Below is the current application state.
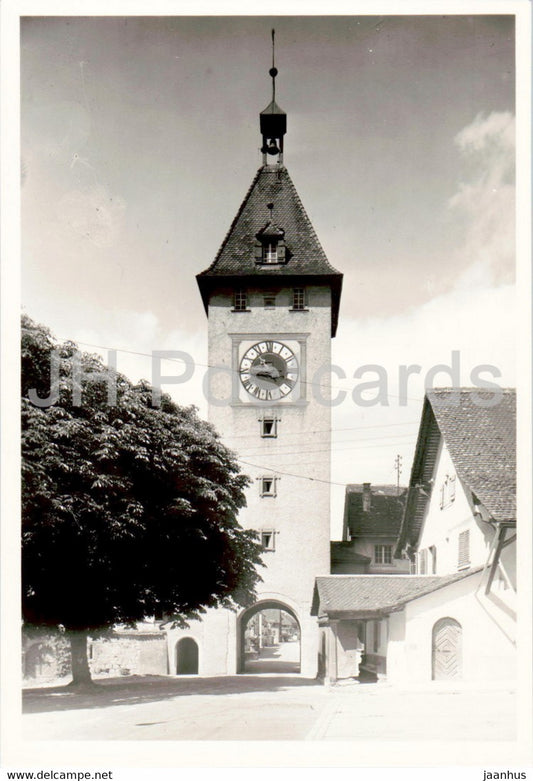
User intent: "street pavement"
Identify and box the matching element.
[22,674,517,742]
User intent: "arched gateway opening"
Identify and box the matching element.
[238,601,301,674]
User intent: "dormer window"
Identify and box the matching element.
[264,243,278,263]
[255,238,286,265]
[255,203,288,266]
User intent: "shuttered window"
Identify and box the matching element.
[458,530,470,569]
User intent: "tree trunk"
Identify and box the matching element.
[68,629,93,687]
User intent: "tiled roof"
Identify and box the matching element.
[427,388,516,522]
[311,569,482,617]
[396,388,516,554]
[196,164,343,335]
[199,165,340,278]
[344,484,407,538]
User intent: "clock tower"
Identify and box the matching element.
[168,45,342,678]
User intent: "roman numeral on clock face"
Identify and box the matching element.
[239,340,299,400]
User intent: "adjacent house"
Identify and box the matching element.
[313,388,516,685]
[331,483,410,575]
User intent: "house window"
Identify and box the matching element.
[259,476,277,497]
[373,621,381,653]
[292,288,306,310]
[440,474,456,509]
[429,545,437,574]
[418,548,428,574]
[260,418,277,438]
[263,243,278,263]
[233,289,248,311]
[458,529,470,569]
[261,530,276,551]
[263,293,276,308]
[374,545,392,565]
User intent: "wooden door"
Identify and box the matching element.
[432,618,462,680]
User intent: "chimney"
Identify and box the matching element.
[362,482,371,512]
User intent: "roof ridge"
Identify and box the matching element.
[427,387,516,394]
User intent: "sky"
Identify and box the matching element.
[20,14,517,537]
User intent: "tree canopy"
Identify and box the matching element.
[21,316,262,676]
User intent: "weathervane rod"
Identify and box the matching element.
[271,29,277,103]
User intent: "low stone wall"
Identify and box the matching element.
[90,633,168,677]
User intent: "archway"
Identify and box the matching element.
[238,601,301,674]
[432,617,462,680]
[176,637,199,675]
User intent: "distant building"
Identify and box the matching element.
[314,389,516,685]
[331,483,410,575]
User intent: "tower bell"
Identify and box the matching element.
[260,30,287,164]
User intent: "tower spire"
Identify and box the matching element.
[260,29,287,165]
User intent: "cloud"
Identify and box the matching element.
[449,111,515,286]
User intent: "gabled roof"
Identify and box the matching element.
[343,484,407,539]
[311,570,482,618]
[396,388,516,554]
[197,164,343,335]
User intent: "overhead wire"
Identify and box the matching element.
[32,332,425,404]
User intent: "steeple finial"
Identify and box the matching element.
[260,29,287,165]
[270,29,277,103]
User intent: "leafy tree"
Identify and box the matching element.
[21,316,262,686]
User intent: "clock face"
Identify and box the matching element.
[239,340,299,401]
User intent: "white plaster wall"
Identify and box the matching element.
[207,285,332,618]
[176,283,334,678]
[166,594,319,677]
[417,439,493,574]
[352,538,410,573]
[387,572,516,684]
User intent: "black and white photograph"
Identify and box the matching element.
[1,2,532,773]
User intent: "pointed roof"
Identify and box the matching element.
[396,388,516,555]
[343,484,407,539]
[261,99,286,116]
[197,164,343,335]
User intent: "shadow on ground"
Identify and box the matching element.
[23,675,319,714]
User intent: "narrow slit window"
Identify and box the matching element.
[263,293,276,308]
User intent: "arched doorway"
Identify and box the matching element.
[176,637,199,675]
[432,617,462,680]
[238,601,301,674]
